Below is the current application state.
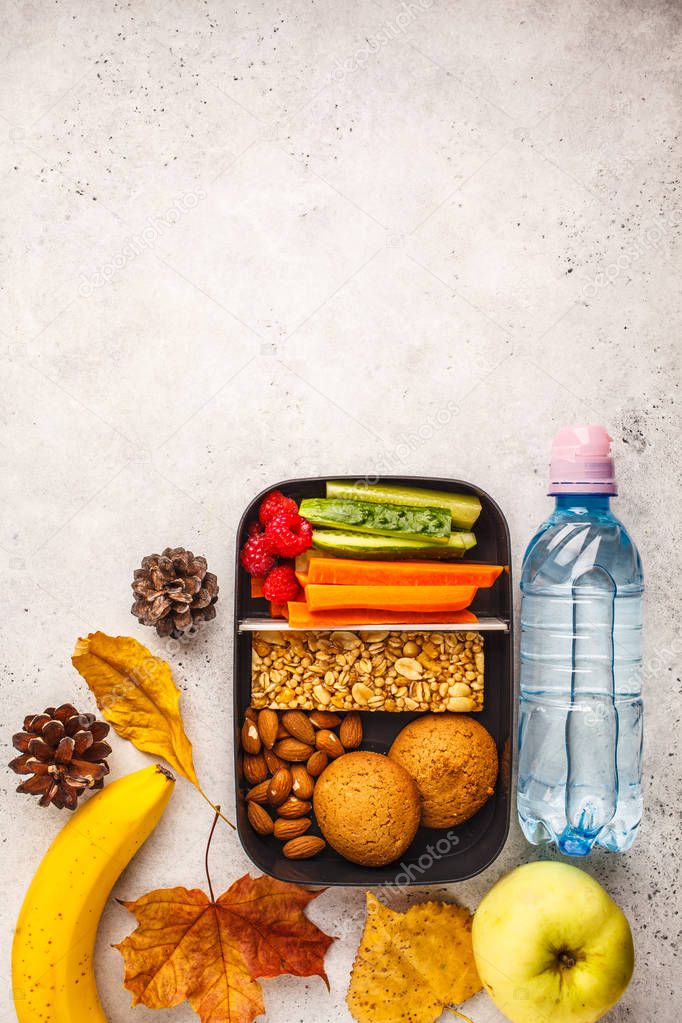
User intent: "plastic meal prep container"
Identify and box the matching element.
[233,476,514,886]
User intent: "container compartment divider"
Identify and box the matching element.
[239,617,509,633]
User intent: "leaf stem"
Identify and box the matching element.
[446,1008,475,1023]
[205,807,221,903]
[197,787,236,830]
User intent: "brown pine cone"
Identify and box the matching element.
[131,547,219,638]
[9,704,111,810]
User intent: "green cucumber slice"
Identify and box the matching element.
[311,529,477,559]
[326,481,482,530]
[300,497,451,543]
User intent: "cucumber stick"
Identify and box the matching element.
[311,529,477,559]
[300,497,451,543]
[326,480,482,530]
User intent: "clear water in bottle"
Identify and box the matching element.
[517,425,644,855]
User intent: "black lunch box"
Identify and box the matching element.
[233,476,513,886]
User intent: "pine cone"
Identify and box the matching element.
[131,547,219,638]
[9,704,111,810]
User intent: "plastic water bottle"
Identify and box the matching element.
[517,425,644,855]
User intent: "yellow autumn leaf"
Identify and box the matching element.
[347,893,481,1023]
[72,631,200,786]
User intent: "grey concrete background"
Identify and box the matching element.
[1,1,680,1021]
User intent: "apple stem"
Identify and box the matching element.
[446,1008,475,1023]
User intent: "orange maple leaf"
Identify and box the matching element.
[115,874,334,1023]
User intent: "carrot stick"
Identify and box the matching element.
[250,577,265,598]
[287,603,479,629]
[306,558,503,588]
[305,584,477,613]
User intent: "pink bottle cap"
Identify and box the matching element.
[549,424,618,495]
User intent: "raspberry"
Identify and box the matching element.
[247,521,263,539]
[240,533,277,577]
[264,511,313,557]
[262,564,301,603]
[258,490,298,526]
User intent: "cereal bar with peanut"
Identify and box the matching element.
[250,629,483,713]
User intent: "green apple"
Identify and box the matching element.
[471,862,634,1023]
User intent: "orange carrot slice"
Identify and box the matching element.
[304,584,477,613]
[269,601,288,619]
[250,577,265,598]
[286,603,478,629]
[306,558,503,588]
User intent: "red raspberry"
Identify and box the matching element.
[264,511,313,557]
[258,490,298,526]
[247,520,263,539]
[262,564,302,603]
[240,533,277,577]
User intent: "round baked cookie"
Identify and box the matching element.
[313,751,421,866]
[388,714,498,828]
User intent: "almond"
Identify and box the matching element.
[277,795,312,819]
[274,738,314,762]
[264,748,287,774]
[245,706,257,722]
[276,723,290,740]
[247,802,274,835]
[257,708,279,749]
[281,710,316,745]
[245,779,270,805]
[309,710,342,729]
[306,750,329,777]
[267,768,292,807]
[241,718,262,755]
[315,729,344,759]
[291,764,315,800]
[339,711,362,750]
[273,817,312,841]
[243,753,268,785]
[282,835,326,859]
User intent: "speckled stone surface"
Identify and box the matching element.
[1,2,681,1021]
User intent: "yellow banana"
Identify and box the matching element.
[12,763,174,1022]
